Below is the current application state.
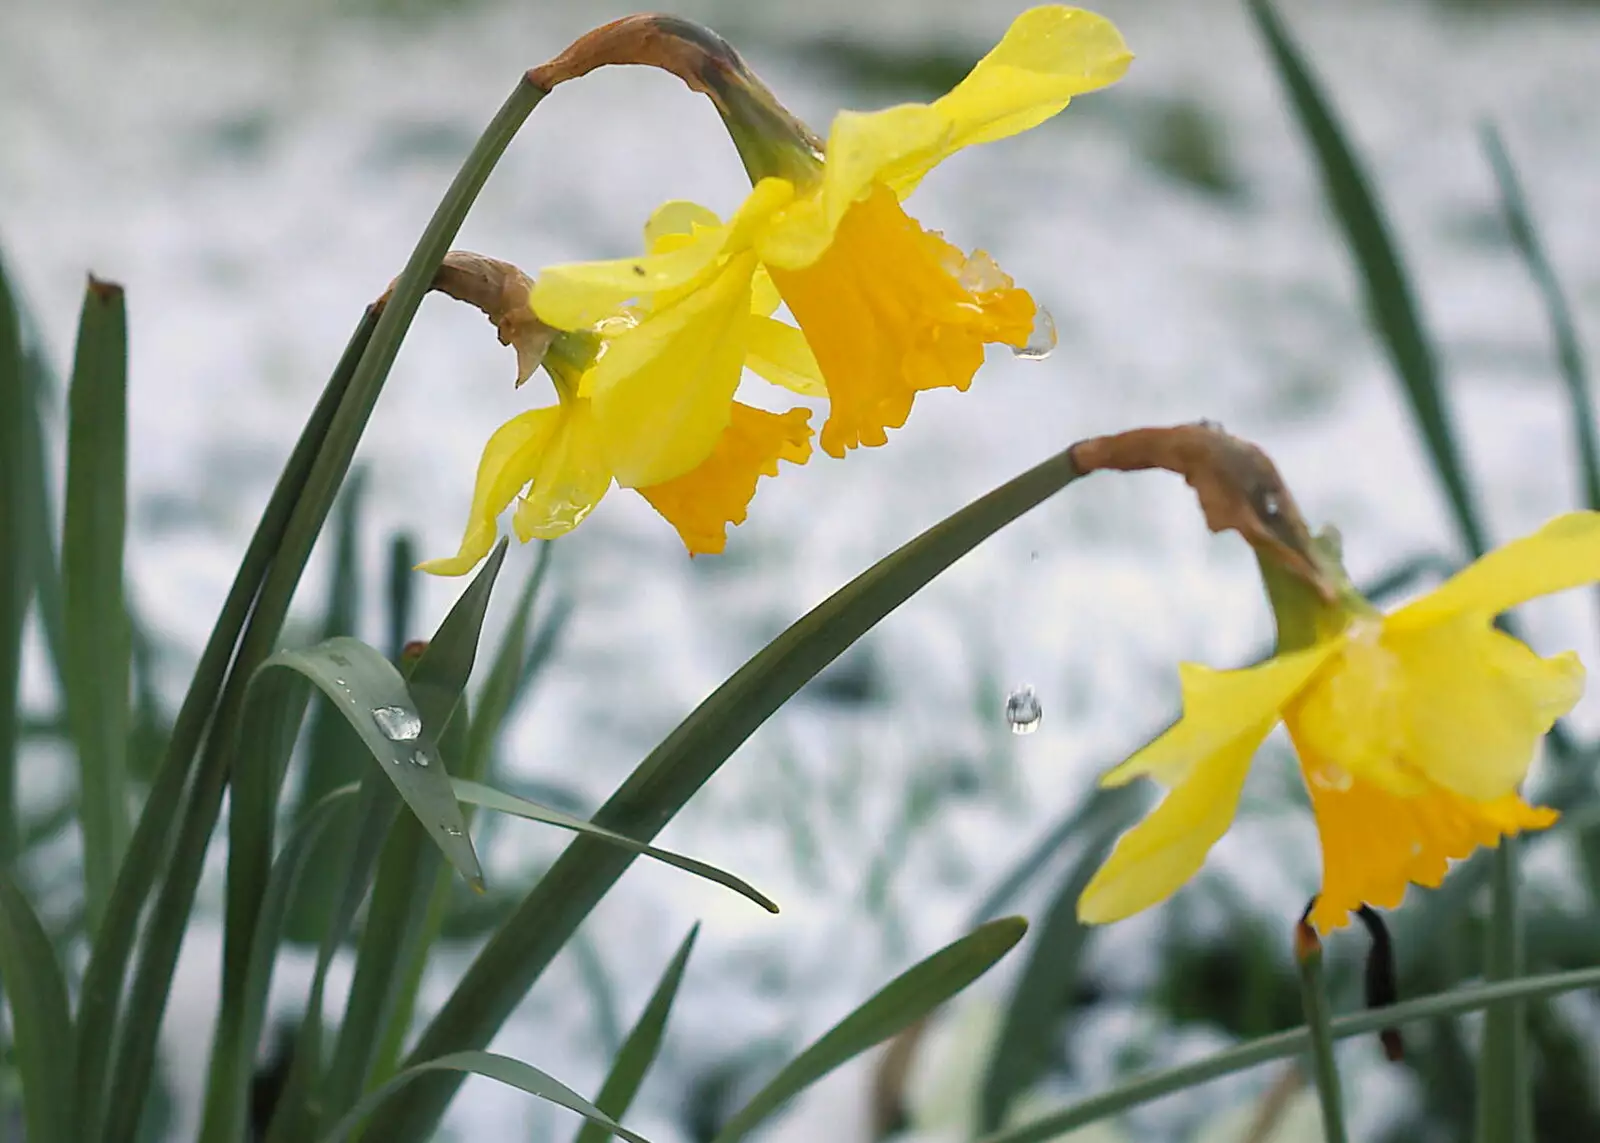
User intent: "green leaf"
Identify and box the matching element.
[711,917,1026,1143]
[979,787,1143,1130]
[1246,0,1487,558]
[323,535,509,1124]
[61,274,131,935]
[976,963,1600,1143]
[574,925,699,1143]
[82,308,375,1143]
[386,532,419,660]
[260,637,481,883]
[454,778,777,913]
[316,1050,654,1143]
[0,252,31,862]
[0,869,78,1143]
[364,442,1086,1143]
[198,785,359,1143]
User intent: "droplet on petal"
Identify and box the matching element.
[1012,306,1057,361]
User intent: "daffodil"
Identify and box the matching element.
[529,6,1131,462]
[419,303,814,575]
[1078,512,1600,933]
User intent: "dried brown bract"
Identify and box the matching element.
[1069,422,1336,602]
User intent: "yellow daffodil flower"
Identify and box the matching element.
[529,6,1131,462]
[1078,512,1600,933]
[420,303,814,575]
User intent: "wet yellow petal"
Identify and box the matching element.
[418,406,563,576]
[767,185,1035,456]
[1284,617,1583,801]
[750,265,782,317]
[1389,511,1600,629]
[1078,720,1269,925]
[588,251,759,488]
[1102,644,1336,788]
[511,399,613,541]
[637,404,813,555]
[745,315,827,398]
[1302,766,1558,933]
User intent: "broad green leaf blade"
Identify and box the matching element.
[976,963,1600,1143]
[406,538,508,735]
[1246,0,1487,557]
[284,473,370,945]
[711,917,1028,1143]
[316,1050,653,1143]
[574,925,699,1143]
[62,274,131,934]
[262,637,481,887]
[979,788,1143,1130]
[0,253,30,862]
[365,443,1085,1143]
[198,785,358,1143]
[79,308,376,1143]
[0,869,78,1143]
[454,778,777,913]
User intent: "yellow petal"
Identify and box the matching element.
[1102,643,1337,788]
[745,315,827,398]
[1389,511,1600,629]
[1386,619,1582,799]
[636,403,813,555]
[530,225,728,332]
[1302,766,1558,933]
[511,399,613,541]
[1077,718,1270,925]
[588,250,759,488]
[810,7,1130,242]
[750,265,782,318]
[768,185,1036,456]
[1283,616,1583,802]
[644,200,723,249]
[418,406,563,576]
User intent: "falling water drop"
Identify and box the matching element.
[1012,306,1057,361]
[1004,685,1043,735]
[372,705,422,742]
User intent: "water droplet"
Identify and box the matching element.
[410,749,430,768]
[1012,307,1057,361]
[1005,685,1042,735]
[1262,492,1281,518]
[332,677,346,687]
[1309,764,1352,792]
[372,705,422,742]
[444,825,464,837]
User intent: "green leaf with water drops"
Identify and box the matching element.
[710,917,1028,1143]
[315,1050,654,1143]
[363,442,1085,1143]
[453,779,777,912]
[258,636,481,888]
